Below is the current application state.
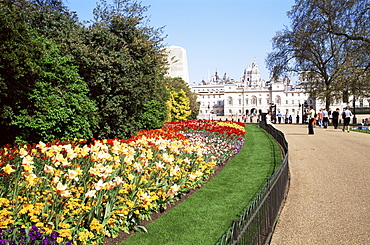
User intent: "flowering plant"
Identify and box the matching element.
[0,225,73,245]
[0,120,245,244]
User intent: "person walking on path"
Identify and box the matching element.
[277,112,282,124]
[317,109,323,127]
[308,106,315,134]
[332,108,340,129]
[342,106,352,132]
[322,108,329,128]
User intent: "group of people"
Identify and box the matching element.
[307,106,353,134]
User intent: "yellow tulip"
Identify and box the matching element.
[2,164,15,174]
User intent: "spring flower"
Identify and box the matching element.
[2,164,15,174]
[113,176,124,186]
[56,182,68,195]
[52,176,60,185]
[19,147,28,157]
[155,161,166,170]
[43,164,55,174]
[169,165,181,177]
[94,179,107,191]
[162,153,174,163]
[167,184,180,198]
[67,168,82,181]
[89,218,104,235]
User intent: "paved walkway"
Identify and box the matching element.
[269,124,370,245]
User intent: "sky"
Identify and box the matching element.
[66,0,296,84]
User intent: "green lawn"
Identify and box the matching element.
[120,124,282,245]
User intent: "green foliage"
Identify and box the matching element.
[11,38,98,142]
[266,0,369,108]
[76,2,168,139]
[164,77,199,119]
[136,95,168,130]
[0,0,171,145]
[166,89,191,122]
[0,2,44,144]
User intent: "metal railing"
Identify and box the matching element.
[216,122,289,245]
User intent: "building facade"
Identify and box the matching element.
[165,45,189,84]
[191,61,369,123]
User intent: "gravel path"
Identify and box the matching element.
[269,124,370,245]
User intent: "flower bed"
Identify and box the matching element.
[0,120,245,244]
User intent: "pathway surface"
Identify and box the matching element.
[269,124,370,245]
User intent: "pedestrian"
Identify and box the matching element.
[322,108,329,128]
[266,111,276,128]
[332,108,340,129]
[289,115,292,124]
[317,109,323,127]
[277,112,282,124]
[308,106,315,134]
[342,106,352,132]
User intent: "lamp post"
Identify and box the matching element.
[269,103,276,123]
[303,100,308,124]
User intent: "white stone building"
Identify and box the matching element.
[165,45,189,84]
[191,60,369,123]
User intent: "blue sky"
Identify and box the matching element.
[66,0,295,84]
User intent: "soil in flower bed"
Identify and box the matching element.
[103,161,229,245]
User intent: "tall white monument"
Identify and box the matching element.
[165,45,189,83]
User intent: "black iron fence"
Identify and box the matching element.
[216,122,289,245]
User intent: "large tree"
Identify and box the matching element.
[0,2,98,144]
[24,0,170,139]
[68,0,169,139]
[266,0,370,109]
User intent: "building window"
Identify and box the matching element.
[286,100,288,104]
[246,99,248,105]
[213,95,215,98]
[292,100,294,104]
[252,97,257,106]
[276,96,281,105]
[267,99,270,104]
[219,95,221,98]
[259,99,262,105]
[228,97,233,105]
[239,99,242,105]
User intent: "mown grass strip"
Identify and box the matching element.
[120,124,282,245]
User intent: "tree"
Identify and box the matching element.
[164,77,199,119]
[0,1,97,145]
[0,2,45,145]
[34,0,171,139]
[266,0,370,109]
[166,89,191,122]
[11,39,98,143]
